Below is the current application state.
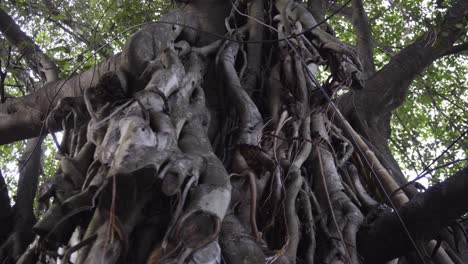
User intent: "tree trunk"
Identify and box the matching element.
[0,1,467,264]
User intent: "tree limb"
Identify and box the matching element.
[334,0,467,191]
[351,0,375,77]
[2,137,44,260]
[352,0,467,118]
[0,54,122,145]
[0,7,59,82]
[442,42,468,56]
[0,1,233,146]
[0,6,70,145]
[358,166,468,262]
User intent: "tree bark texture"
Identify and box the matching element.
[0,1,467,264]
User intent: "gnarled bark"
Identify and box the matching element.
[0,1,467,264]
[358,166,468,262]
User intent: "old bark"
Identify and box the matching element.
[359,166,468,262]
[0,0,467,264]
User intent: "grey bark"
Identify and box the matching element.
[358,166,468,263]
[0,1,467,263]
[0,0,232,145]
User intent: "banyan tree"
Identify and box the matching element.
[0,0,467,263]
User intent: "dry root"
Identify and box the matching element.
[8,1,465,264]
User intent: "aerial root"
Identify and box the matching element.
[284,167,303,263]
[299,181,317,264]
[16,2,467,264]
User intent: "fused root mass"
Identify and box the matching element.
[2,1,467,264]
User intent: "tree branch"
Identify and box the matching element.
[0,5,121,146]
[442,42,468,56]
[323,0,375,77]
[327,2,353,18]
[0,1,232,146]
[0,53,121,145]
[358,166,468,262]
[0,7,59,83]
[6,137,44,260]
[351,0,375,77]
[336,1,467,198]
[352,0,467,118]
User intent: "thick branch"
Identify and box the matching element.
[307,0,328,29]
[0,7,59,82]
[351,0,375,77]
[328,2,353,18]
[7,137,44,257]
[353,0,467,118]
[0,1,232,145]
[443,42,468,56]
[0,53,122,145]
[358,166,468,262]
[335,0,467,191]
[320,0,374,76]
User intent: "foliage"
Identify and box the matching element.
[0,140,25,197]
[328,0,467,185]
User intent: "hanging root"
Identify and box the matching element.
[17,1,467,264]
